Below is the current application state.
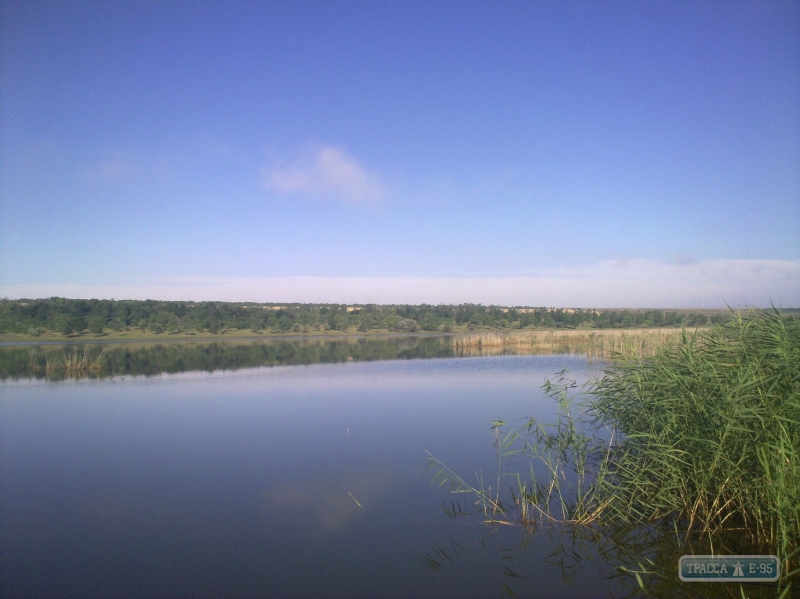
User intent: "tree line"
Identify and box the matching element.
[0,297,734,337]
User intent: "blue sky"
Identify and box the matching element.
[1,1,798,307]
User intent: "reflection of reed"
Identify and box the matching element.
[2,329,689,380]
[452,329,686,358]
[43,350,107,380]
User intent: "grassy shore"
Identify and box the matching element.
[452,327,687,358]
[0,324,690,347]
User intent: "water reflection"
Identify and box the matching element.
[423,521,635,598]
[602,524,795,599]
[263,468,394,533]
[423,368,798,598]
[426,462,796,598]
[0,335,552,381]
[424,513,796,598]
[4,355,605,598]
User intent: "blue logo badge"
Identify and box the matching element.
[679,555,780,582]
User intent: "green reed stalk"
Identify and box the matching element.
[592,310,799,544]
[428,308,799,594]
[590,308,799,593]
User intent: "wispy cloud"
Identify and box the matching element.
[4,260,797,308]
[84,155,137,182]
[263,145,387,205]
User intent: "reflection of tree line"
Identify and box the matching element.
[0,330,703,380]
[0,337,466,380]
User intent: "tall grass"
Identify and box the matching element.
[452,329,686,358]
[428,309,799,594]
[591,308,799,564]
[427,371,610,527]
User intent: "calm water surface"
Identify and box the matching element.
[2,353,634,598]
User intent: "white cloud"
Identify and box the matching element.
[263,145,386,204]
[84,155,137,182]
[3,259,798,308]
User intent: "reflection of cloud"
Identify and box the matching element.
[263,145,386,205]
[3,259,798,308]
[263,470,393,533]
[80,492,150,533]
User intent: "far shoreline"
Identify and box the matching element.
[0,326,692,347]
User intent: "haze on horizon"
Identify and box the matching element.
[1,1,798,308]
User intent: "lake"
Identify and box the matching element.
[1,340,636,598]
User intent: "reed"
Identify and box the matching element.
[592,308,799,560]
[427,371,608,527]
[452,328,686,358]
[429,309,799,594]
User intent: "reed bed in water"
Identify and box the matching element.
[592,310,800,556]
[430,310,800,594]
[452,328,686,358]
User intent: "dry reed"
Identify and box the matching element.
[452,328,687,358]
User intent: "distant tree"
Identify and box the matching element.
[60,314,86,336]
[0,299,721,341]
[169,317,183,334]
[396,318,418,333]
[686,312,708,327]
[326,313,348,331]
[61,319,75,336]
[88,317,104,335]
[420,314,438,331]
